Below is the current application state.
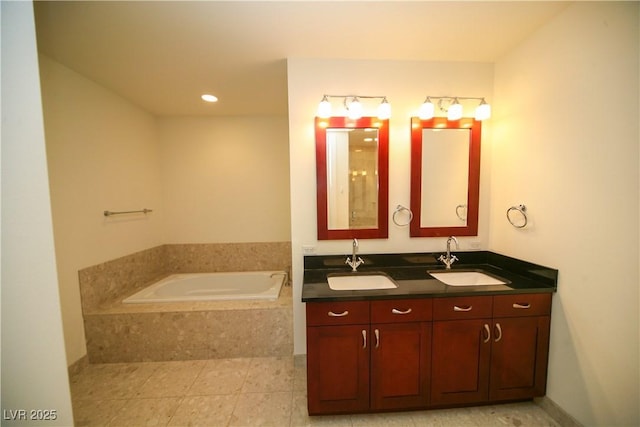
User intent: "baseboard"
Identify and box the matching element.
[535,396,583,427]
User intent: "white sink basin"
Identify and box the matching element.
[327,273,398,291]
[429,270,509,287]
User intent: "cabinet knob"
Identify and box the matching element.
[391,308,412,315]
[454,305,472,312]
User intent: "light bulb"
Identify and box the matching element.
[377,98,391,119]
[418,98,435,120]
[317,96,332,118]
[347,97,363,119]
[447,99,463,120]
[475,100,491,120]
[201,94,218,103]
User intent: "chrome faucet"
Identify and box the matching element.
[438,236,459,269]
[345,238,364,272]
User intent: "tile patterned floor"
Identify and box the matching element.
[70,356,562,426]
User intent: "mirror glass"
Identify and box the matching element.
[326,128,379,230]
[410,117,481,237]
[316,117,389,240]
[420,128,469,227]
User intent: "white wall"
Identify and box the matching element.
[40,59,292,365]
[287,58,495,354]
[157,116,291,243]
[491,3,639,425]
[39,56,164,364]
[31,3,638,424]
[0,2,74,425]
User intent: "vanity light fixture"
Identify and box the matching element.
[475,98,491,121]
[447,98,463,121]
[418,97,435,120]
[377,97,391,120]
[347,97,363,120]
[317,94,392,120]
[317,95,332,118]
[418,96,491,121]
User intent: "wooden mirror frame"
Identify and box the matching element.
[315,116,389,240]
[409,117,481,237]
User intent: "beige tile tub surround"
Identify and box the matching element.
[84,287,293,363]
[79,245,167,313]
[164,242,292,274]
[79,242,292,363]
[79,242,292,313]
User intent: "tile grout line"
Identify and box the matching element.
[165,360,209,426]
[107,361,166,426]
[70,357,564,426]
[226,357,256,427]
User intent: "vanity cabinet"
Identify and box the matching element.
[306,293,551,414]
[306,299,432,415]
[370,299,432,411]
[431,296,493,406]
[489,294,551,401]
[431,294,552,406]
[306,301,370,414]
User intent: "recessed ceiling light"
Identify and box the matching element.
[201,94,218,103]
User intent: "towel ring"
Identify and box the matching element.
[393,205,413,227]
[506,205,528,228]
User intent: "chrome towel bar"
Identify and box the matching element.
[103,208,153,217]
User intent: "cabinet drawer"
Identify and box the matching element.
[306,301,370,326]
[433,296,492,320]
[493,293,551,318]
[371,299,432,323]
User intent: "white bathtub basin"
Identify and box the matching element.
[123,271,285,303]
[327,273,398,291]
[429,270,509,287]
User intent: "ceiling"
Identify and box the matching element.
[33,1,570,117]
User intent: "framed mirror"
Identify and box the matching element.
[409,117,481,237]
[315,116,389,240]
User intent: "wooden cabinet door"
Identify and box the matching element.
[430,319,491,406]
[489,316,551,401]
[370,322,431,411]
[306,325,370,415]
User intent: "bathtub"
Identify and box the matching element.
[123,271,286,303]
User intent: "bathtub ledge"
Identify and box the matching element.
[86,284,292,315]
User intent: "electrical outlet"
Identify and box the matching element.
[302,245,316,255]
[469,241,481,249]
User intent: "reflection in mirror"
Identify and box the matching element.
[420,128,469,227]
[410,117,481,237]
[316,117,389,240]
[326,128,379,230]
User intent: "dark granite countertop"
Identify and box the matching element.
[302,251,557,302]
